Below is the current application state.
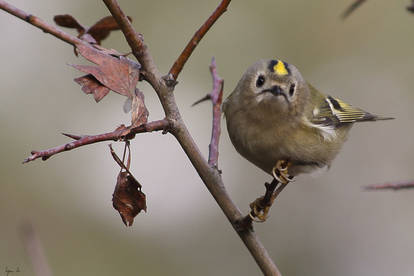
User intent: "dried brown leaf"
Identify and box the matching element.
[113,171,146,226]
[72,44,140,101]
[131,89,149,127]
[88,16,132,44]
[54,14,132,45]
[54,14,85,33]
[74,74,110,102]
[110,144,146,227]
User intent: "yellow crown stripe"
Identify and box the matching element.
[273,60,289,76]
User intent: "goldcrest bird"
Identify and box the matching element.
[223,59,392,182]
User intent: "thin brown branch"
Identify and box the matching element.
[193,57,223,167]
[364,181,414,191]
[168,0,231,81]
[208,57,223,167]
[0,0,82,46]
[341,0,367,19]
[23,119,169,163]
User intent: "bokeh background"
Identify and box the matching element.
[1,0,414,275]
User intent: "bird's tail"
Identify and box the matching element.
[361,113,395,122]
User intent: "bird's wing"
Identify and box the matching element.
[311,95,389,126]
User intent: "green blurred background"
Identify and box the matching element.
[1,0,414,275]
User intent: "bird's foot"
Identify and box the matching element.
[272,160,293,184]
[247,160,293,223]
[249,198,271,222]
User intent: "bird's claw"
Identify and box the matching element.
[249,198,270,222]
[272,160,292,184]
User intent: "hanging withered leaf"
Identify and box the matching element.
[71,43,141,102]
[54,15,132,45]
[113,171,147,226]
[110,144,146,227]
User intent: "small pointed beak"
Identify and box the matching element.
[261,85,288,102]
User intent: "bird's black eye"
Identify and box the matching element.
[289,83,296,97]
[256,75,265,88]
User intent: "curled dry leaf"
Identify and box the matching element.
[131,89,149,127]
[74,74,110,102]
[113,171,147,227]
[54,15,132,45]
[71,43,140,102]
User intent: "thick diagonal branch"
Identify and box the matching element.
[23,120,169,163]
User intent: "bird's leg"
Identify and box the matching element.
[249,160,293,222]
[249,180,278,222]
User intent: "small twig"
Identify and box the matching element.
[364,181,414,191]
[23,119,169,163]
[168,0,231,80]
[0,0,82,46]
[61,133,83,140]
[193,57,224,167]
[191,94,211,107]
[341,0,367,19]
[19,222,53,276]
[208,57,224,167]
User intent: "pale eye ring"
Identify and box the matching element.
[256,75,265,88]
